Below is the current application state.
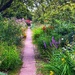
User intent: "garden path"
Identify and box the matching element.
[19,27,36,75]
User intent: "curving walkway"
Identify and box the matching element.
[19,28,36,75]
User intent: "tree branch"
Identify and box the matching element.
[0,0,13,12]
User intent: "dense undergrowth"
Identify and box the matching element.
[33,23,75,75]
[32,2,75,75]
[0,14,26,74]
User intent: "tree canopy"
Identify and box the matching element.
[0,0,75,20]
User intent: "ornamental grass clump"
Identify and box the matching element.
[0,14,22,72]
[41,48,75,75]
[0,18,22,46]
[33,28,43,40]
[0,42,22,71]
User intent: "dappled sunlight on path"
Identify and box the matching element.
[19,28,36,75]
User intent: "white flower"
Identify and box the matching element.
[61,38,64,40]
[62,47,66,51]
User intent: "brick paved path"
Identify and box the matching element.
[19,28,36,75]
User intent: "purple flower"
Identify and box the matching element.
[43,41,46,49]
[50,36,60,48]
[50,42,52,47]
[52,36,56,45]
[55,41,59,45]
[22,18,24,21]
[55,44,58,48]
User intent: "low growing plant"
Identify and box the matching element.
[0,42,22,71]
[40,48,75,75]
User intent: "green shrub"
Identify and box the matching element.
[33,27,43,40]
[39,48,75,75]
[0,42,22,71]
[0,15,22,46]
[0,14,22,72]
[33,27,60,59]
[4,20,22,45]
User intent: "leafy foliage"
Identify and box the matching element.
[0,42,22,71]
[2,1,31,18]
[0,14,22,71]
[39,47,75,75]
[32,2,75,73]
[0,15,22,46]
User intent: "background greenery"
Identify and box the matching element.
[0,14,23,74]
[0,0,75,75]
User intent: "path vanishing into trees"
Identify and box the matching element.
[19,27,36,75]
